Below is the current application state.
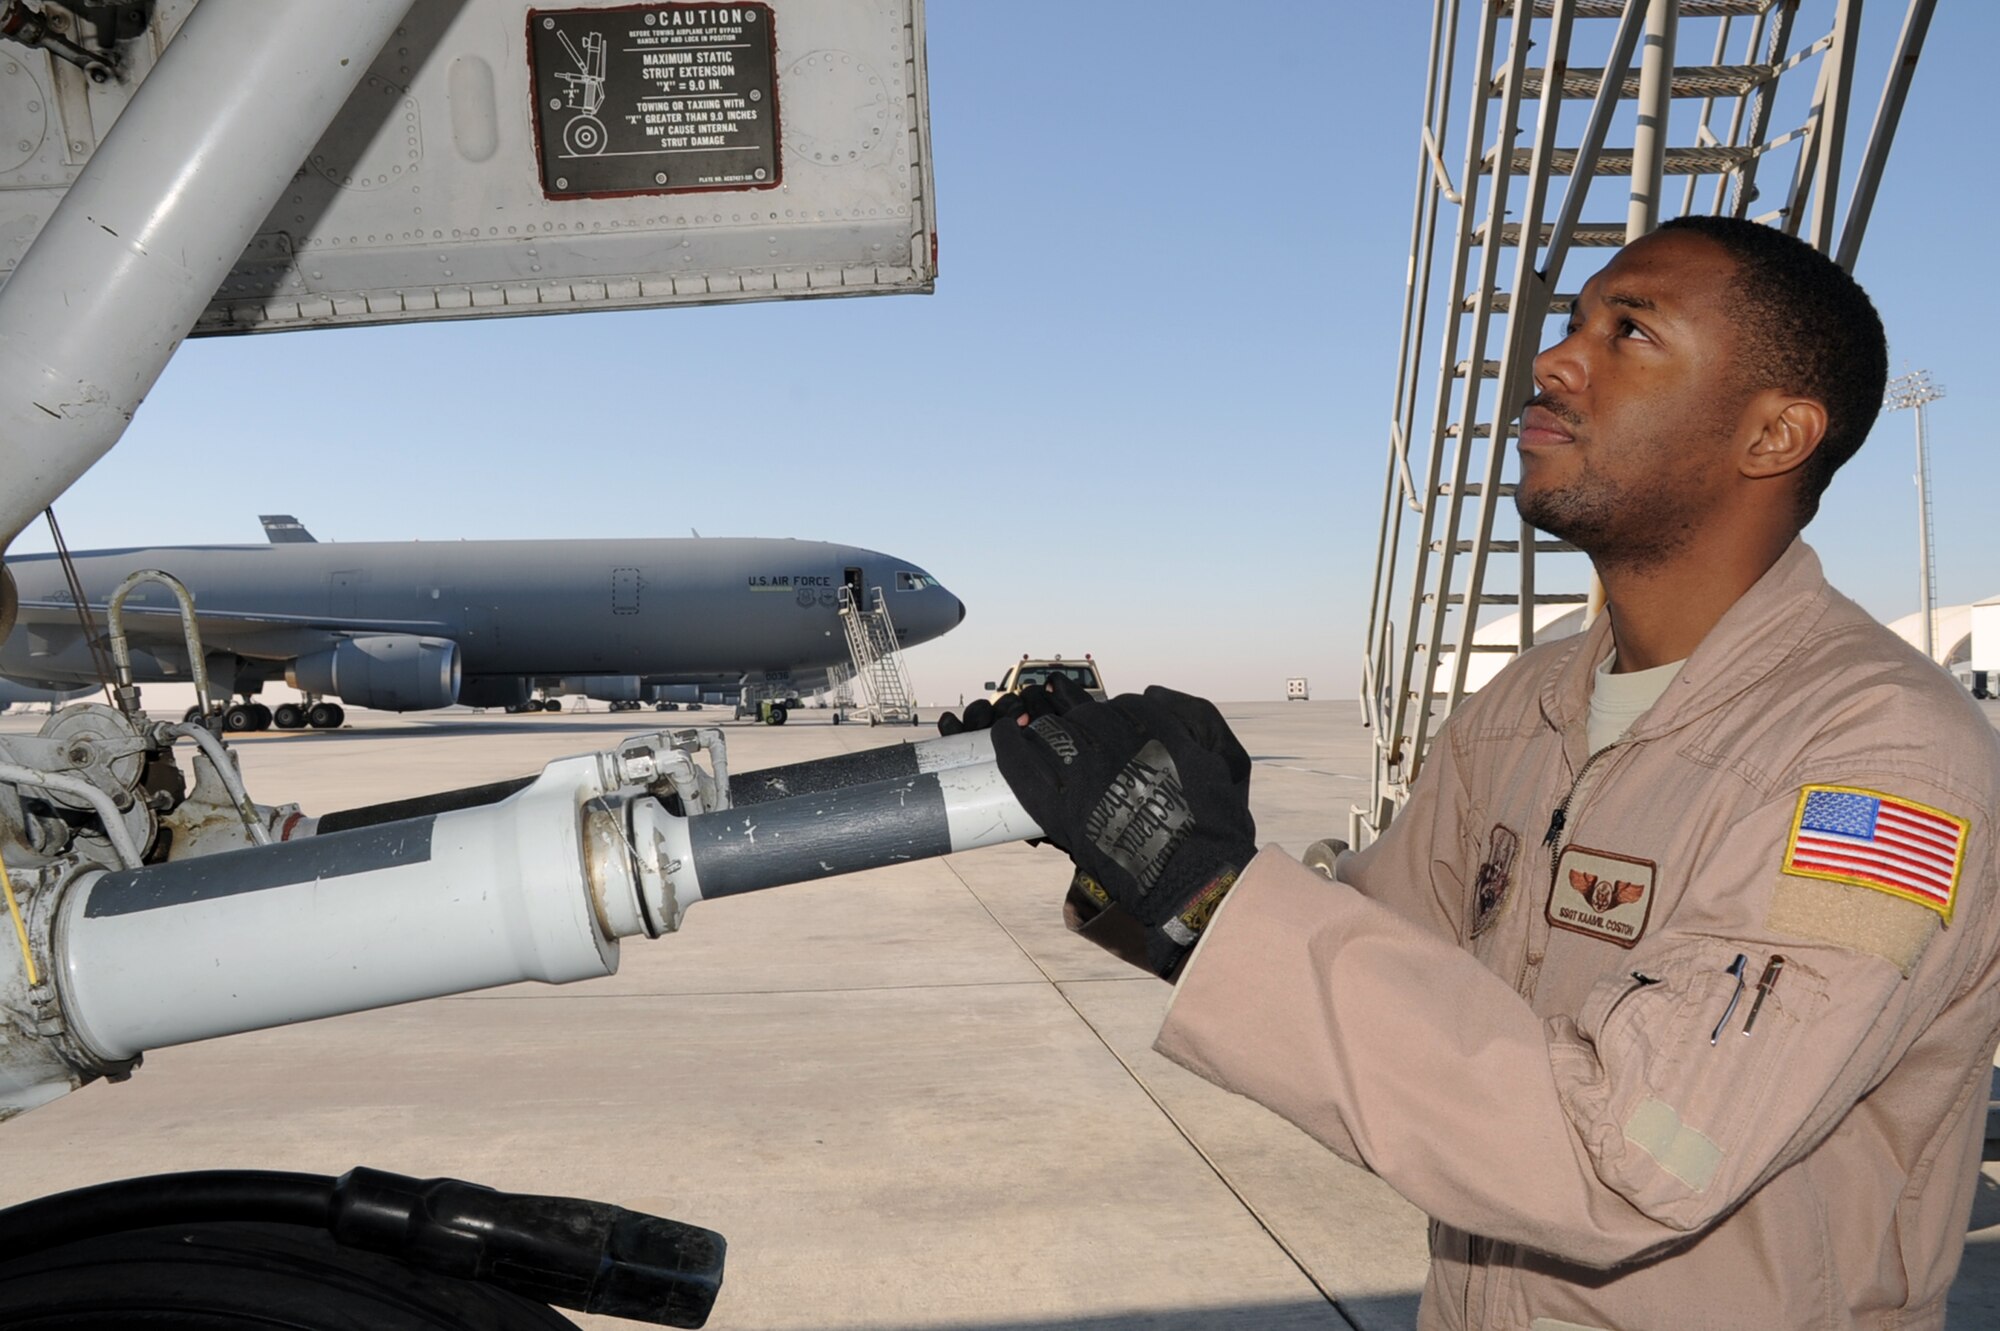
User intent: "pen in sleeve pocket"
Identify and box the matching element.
[1742,954,1786,1036]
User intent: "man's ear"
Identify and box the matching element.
[1740,393,1828,481]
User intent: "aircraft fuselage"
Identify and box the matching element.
[1,537,963,698]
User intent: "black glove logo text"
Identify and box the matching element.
[1084,740,1193,897]
[1030,715,1080,766]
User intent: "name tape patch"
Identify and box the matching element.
[1783,784,1970,923]
[1547,844,1657,948]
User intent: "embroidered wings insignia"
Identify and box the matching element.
[1570,869,1644,915]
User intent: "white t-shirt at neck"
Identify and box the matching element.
[1587,653,1685,754]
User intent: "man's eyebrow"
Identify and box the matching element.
[1601,290,1659,313]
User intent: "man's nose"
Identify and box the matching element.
[1532,332,1584,397]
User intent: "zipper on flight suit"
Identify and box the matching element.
[1542,743,1623,889]
[1511,742,1626,1010]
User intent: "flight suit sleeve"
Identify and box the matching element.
[1333,717,1472,944]
[1156,775,1995,1269]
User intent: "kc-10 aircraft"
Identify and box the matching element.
[2,520,964,728]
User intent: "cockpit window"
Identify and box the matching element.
[896,571,939,591]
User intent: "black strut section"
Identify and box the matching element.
[85,818,436,917]
[315,777,535,835]
[689,773,953,898]
[728,744,924,807]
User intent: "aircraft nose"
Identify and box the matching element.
[955,597,966,626]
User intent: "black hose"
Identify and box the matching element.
[0,1167,725,1328]
[0,1169,333,1254]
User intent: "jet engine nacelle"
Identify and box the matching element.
[290,636,461,712]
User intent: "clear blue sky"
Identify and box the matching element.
[16,2,1994,704]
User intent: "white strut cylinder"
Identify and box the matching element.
[57,755,621,1061]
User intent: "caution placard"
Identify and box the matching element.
[528,4,781,198]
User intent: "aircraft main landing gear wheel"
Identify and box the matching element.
[0,1220,582,1330]
[248,703,273,731]
[273,704,305,730]
[544,699,563,713]
[306,702,344,730]
[223,703,255,733]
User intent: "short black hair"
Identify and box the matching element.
[1657,215,1888,525]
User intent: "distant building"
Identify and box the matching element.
[1883,603,1986,669]
[1457,595,1998,697]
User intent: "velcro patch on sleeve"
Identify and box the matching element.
[1767,877,1939,976]
[1623,1096,1723,1193]
[1782,785,1969,924]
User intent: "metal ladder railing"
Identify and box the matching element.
[824,663,857,715]
[837,585,916,724]
[1357,0,1936,846]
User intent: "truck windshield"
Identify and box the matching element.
[1016,664,1099,690]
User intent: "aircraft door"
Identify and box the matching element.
[329,569,367,617]
[611,566,643,663]
[462,604,501,659]
[612,567,642,615]
[843,566,864,608]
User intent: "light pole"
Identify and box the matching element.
[1884,370,1945,661]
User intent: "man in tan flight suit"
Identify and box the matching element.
[979,217,2000,1330]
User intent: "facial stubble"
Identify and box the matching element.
[1514,404,1732,574]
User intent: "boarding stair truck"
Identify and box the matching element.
[837,583,920,725]
[0,2,1051,1326]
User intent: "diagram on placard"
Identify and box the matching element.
[555,29,609,156]
[528,4,781,197]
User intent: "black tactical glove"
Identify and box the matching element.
[988,686,1256,977]
[936,674,1086,736]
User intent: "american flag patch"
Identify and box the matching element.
[1783,785,1971,922]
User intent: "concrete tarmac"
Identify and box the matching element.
[0,699,1995,1329]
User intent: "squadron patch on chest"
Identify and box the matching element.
[1547,845,1657,948]
[1469,823,1521,938]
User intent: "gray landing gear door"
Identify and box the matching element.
[0,0,936,335]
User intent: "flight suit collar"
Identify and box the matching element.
[1537,539,1830,745]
